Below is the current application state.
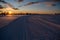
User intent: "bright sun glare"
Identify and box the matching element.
[8,11,12,15]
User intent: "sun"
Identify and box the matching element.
[8,11,12,15]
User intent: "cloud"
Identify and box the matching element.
[15,0,24,2]
[19,2,56,7]
[21,2,41,7]
[18,1,40,7]
[6,3,19,10]
[41,0,60,2]
[12,8,19,10]
[46,4,56,7]
[52,4,56,6]
[18,0,23,2]
[0,0,7,3]
[0,5,4,9]
[20,0,60,7]
[44,0,60,7]
[0,0,13,7]
[0,0,19,10]
[52,0,60,2]
[43,2,56,7]
[26,2,40,5]
[6,3,14,8]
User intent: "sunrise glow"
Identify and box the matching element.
[0,0,60,14]
[8,11,12,14]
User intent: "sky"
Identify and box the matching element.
[0,0,60,14]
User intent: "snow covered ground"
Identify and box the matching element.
[0,15,60,40]
[0,15,24,28]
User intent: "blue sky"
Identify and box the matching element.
[1,0,60,14]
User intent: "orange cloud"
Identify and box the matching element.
[43,2,56,7]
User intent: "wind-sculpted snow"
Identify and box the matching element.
[0,15,60,40]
